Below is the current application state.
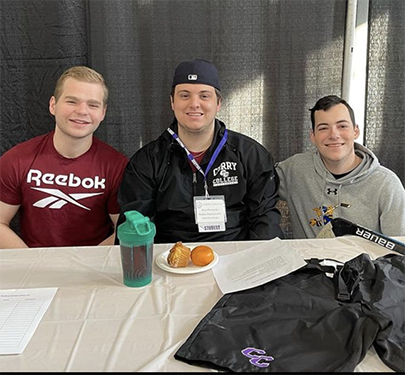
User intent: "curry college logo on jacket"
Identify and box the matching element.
[27,169,104,211]
[212,161,239,187]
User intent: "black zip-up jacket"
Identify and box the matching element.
[118,119,284,243]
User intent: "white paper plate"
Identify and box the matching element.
[155,250,219,274]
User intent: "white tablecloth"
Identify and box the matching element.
[0,236,403,372]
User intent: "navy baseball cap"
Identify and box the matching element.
[172,59,221,91]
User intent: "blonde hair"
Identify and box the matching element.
[53,66,108,105]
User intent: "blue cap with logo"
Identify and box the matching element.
[172,59,221,91]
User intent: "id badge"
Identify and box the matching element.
[194,195,227,232]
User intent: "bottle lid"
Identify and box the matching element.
[117,210,156,246]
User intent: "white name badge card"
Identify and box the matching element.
[194,196,227,232]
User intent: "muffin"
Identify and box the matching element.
[167,241,191,268]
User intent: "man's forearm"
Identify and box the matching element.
[0,224,28,249]
[98,232,115,246]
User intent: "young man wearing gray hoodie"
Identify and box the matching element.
[276,95,405,239]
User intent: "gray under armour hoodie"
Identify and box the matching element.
[276,143,405,238]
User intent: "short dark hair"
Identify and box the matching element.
[309,95,356,131]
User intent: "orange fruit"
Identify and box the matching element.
[191,245,215,266]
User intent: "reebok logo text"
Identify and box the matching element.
[27,169,105,189]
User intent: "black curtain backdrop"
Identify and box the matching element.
[366,0,405,183]
[1,0,88,151]
[1,0,345,158]
[0,0,404,184]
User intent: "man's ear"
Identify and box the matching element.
[101,104,107,121]
[170,95,174,111]
[49,96,56,115]
[216,99,222,112]
[309,129,316,145]
[354,124,360,139]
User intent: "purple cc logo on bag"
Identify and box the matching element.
[241,347,274,368]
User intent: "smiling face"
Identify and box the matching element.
[49,77,106,141]
[310,103,360,172]
[170,83,221,138]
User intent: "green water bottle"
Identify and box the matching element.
[117,210,156,287]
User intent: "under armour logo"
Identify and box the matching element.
[326,188,338,195]
[188,74,198,80]
[241,347,274,368]
[31,187,103,211]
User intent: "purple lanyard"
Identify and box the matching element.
[167,127,228,196]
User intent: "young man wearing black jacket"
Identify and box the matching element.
[118,59,283,243]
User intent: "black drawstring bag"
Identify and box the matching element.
[175,253,405,372]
